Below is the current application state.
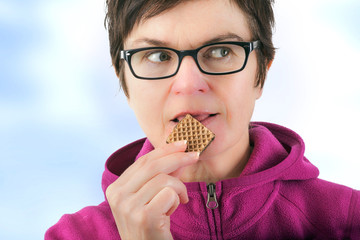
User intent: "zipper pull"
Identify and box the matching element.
[206,183,218,209]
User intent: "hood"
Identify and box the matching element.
[101,122,324,239]
[102,122,319,194]
[238,122,319,184]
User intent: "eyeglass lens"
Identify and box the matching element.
[130,43,247,79]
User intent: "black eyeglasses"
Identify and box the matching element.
[120,40,261,80]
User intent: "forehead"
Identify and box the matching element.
[125,0,251,49]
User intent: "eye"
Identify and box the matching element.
[146,51,171,62]
[208,47,230,58]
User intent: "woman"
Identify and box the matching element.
[46,0,360,239]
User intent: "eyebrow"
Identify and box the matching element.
[130,33,245,49]
[132,38,167,48]
[202,33,245,45]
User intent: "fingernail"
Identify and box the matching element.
[174,140,187,146]
[187,151,200,159]
[184,195,189,204]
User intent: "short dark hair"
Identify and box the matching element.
[105,0,275,97]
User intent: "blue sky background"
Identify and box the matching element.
[0,0,359,239]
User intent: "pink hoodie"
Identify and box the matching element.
[45,122,360,239]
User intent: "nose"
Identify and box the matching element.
[170,56,210,95]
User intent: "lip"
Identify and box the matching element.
[170,111,219,124]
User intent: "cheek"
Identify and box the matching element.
[227,90,255,123]
[126,67,150,110]
[220,74,258,122]
[126,72,170,143]
[126,71,152,124]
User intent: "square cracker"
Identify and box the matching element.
[166,114,215,154]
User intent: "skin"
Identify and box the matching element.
[106,0,264,239]
[126,0,262,182]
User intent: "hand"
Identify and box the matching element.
[106,141,199,240]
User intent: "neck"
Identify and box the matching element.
[180,135,252,183]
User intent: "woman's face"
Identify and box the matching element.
[124,0,262,160]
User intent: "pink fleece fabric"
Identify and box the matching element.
[45,122,360,239]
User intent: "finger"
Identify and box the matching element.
[170,166,186,178]
[108,141,188,196]
[119,141,188,182]
[146,187,180,217]
[127,151,199,193]
[134,173,188,206]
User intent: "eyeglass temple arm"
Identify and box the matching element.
[120,50,130,60]
[251,40,261,51]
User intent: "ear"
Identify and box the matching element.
[127,94,132,108]
[267,59,273,71]
[256,86,263,100]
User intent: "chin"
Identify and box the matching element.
[198,139,221,159]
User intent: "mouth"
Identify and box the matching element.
[171,112,218,123]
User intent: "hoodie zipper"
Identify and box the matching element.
[206,183,218,209]
[206,183,221,239]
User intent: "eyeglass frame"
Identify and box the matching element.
[119,40,261,80]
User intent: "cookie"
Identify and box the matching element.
[166,114,215,154]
